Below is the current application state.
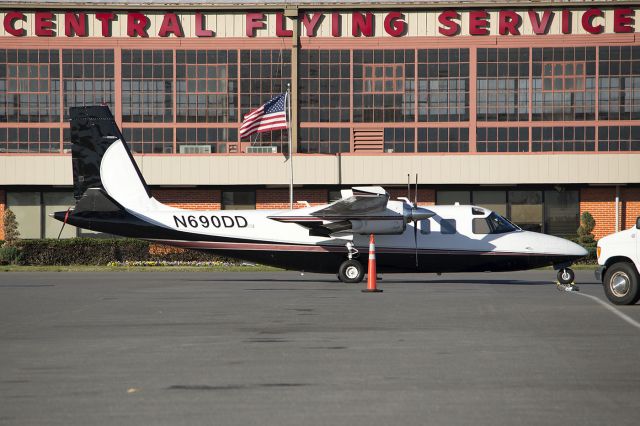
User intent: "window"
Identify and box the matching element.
[353,49,415,122]
[477,127,529,153]
[542,61,585,92]
[440,219,456,234]
[6,191,77,239]
[62,49,115,120]
[176,50,238,123]
[121,50,173,122]
[6,192,42,239]
[473,212,518,234]
[598,126,640,151]
[476,48,527,121]
[0,49,60,122]
[532,47,596,121]
[43,192,77,239]
[544,190,579,238]
[176,128,237,154]
[363,64,403,93]
[240,49,291,111]
[417,127,469,153]
[472,218,491,234]
[599,46,640,120]
[508,190,543,232]
[437,191,470,205]
[531,126,595,152]
[384,128,415,153]
[122,128,173,154]
[222,191,256,210]
[418,48,469,122]
[300,49,350,123]
[6,64,50,94]
[0,127,59,153]
[420,219,431,235]
[299,127,350,154]
[240,49,291,151]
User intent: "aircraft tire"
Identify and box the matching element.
[557,268,575,285]
[603,262,640,305]
[338,259,365,283]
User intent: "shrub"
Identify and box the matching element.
[2,209,20,247]
[13,238,237,266]
[575,211,597,263]
[0,246,19,265]
[577,211,596,245]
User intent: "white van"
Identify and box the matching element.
[596,218,640,305]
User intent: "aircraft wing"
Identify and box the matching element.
[268,186,403,236]
[314,186,390,218]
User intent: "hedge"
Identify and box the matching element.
[7,238,236,266]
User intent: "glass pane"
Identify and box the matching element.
[222,191,256,210]
[554,64,563,75]
[438,191,471,205]
[544,190,579,237]
[6,192,42,239]
[565,63,573,75]
[508,190,543,232]
[43,192,77,239]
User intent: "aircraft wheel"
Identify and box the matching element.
[557,268,575,285]
[338,259,365,283]
[603,262,640,305]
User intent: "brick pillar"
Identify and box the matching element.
[622,187,640,231]
[580,187,616,240]
[256,188,328,210]
[151,189,221,210]
[0,189,5,240]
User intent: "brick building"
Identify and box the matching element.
[1,0,639,241]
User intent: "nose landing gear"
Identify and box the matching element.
[556,267,579,291]
[337,241,365,283]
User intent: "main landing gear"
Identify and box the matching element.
[337,242,365,283]
[338,259,365,283]
[556,267,579,292]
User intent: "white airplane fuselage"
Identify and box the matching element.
[56,105,587,276]
[65,200,587,274]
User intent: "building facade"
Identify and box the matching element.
[1,0,639,240]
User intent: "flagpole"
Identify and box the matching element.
[287,83,293,210]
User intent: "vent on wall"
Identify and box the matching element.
[246,146,278,153]
[353,128,384,152]
[179,145,211,154]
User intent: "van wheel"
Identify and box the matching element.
[338,260,365,283]
[603,263,640,305]
[557,268,575,285]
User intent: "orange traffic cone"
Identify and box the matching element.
[362,234,382,293]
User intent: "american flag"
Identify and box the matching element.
[239,93,288,138]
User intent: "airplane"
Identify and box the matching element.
[54,105,587,285]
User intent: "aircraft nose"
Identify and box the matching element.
[560,238,588,258]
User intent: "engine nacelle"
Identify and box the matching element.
[349,219,406,235]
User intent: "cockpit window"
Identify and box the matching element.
[472,212,519,234]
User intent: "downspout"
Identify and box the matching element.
[615,185,620,232]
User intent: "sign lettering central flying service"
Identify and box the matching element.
[1,8,637,38]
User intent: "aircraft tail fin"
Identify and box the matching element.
[69,106,153,211]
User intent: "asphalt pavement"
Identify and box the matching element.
[1,270,639,426]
